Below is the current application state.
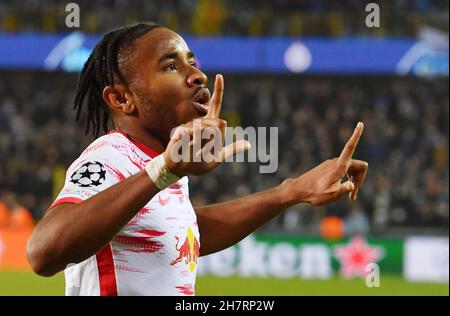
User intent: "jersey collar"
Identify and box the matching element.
[108,130,160,158]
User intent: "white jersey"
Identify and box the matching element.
[51,131,200,296]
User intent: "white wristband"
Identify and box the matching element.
[145,154,180,190]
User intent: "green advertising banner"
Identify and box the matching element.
[198,234,404,280]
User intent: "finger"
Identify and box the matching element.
[339,181,355,197]
[167,126,192,162]
[167,129,183,156]
[206,74,224,119]
[338,122,364,165]
[203,119,227,146]
[198,118,228,134]
[199,139,218,163]
[168,126,191,144]
[347,159,368,201]
[194,136,221,162]
[220,140,251,162]
[198,118,227,127]
[192,120,203,160]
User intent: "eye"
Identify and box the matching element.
[165,63,177,71]
[190,61,198,68]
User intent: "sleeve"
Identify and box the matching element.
[50,146,131,209]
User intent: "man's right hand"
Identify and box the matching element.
[164,74,250,176]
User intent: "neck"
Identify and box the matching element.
[114,123,167,154]
[128,130,166,154]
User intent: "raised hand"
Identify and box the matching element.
[164,74,251,176]
[286,122,368,206]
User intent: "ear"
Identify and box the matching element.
[103,85,135,115]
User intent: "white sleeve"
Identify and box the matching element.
[50,146,131,209]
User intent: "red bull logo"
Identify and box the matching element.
[170,227,200,272]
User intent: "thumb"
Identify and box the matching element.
[220,140,251,162]
[339,181,355,196]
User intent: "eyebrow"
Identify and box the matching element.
[158,51,195,63]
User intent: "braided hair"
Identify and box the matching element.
[73,22,161,137]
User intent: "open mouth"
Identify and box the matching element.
[192,88,210,116]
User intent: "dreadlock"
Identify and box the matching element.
[73,22,161,137]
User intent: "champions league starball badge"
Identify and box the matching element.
[70,161,106,187]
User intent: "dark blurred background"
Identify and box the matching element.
[0,0,448,36]
[0,0,448,237]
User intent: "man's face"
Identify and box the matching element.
[124,27,210,142]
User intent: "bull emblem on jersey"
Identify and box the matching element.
[170,227,200,273]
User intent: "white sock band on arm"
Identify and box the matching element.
[145,154,180,190]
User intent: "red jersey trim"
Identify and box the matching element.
[108,130,160,158]
[49,197,83,209]
[96,244,118,296]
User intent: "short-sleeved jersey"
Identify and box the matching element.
[51,131,200,296]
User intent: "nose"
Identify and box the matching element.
[187,68,207,88]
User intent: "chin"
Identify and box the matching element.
[187,110,205,122]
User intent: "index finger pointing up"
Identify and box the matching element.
[206,74,224,119]
[338,122,364,164]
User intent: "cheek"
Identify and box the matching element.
[137,74,198,125]
[136,89,181,128]
[148,84,194,120]
[147,80,185,109]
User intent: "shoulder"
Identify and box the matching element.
[68,134,127,171]
[50,133,135,207]
[79,133,130,161]
[66,133,134,180]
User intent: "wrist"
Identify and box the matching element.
[145,154,181,190]
[278,178,311,206]
[163,151,185,177]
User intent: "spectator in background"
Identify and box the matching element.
[0,191,35,230]
[0,0,448,37]
[345,201,370,236]
[0,198,9,228]
[192,0,226,35]
[0,71,448,233]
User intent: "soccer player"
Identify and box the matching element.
[26,22,368,296]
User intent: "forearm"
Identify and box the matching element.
[27,170,160,276]
[196,179,299,256]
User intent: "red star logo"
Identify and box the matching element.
[334,236,384,279]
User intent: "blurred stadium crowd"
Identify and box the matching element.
[0,0,448,37]
[0,71,448,233]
